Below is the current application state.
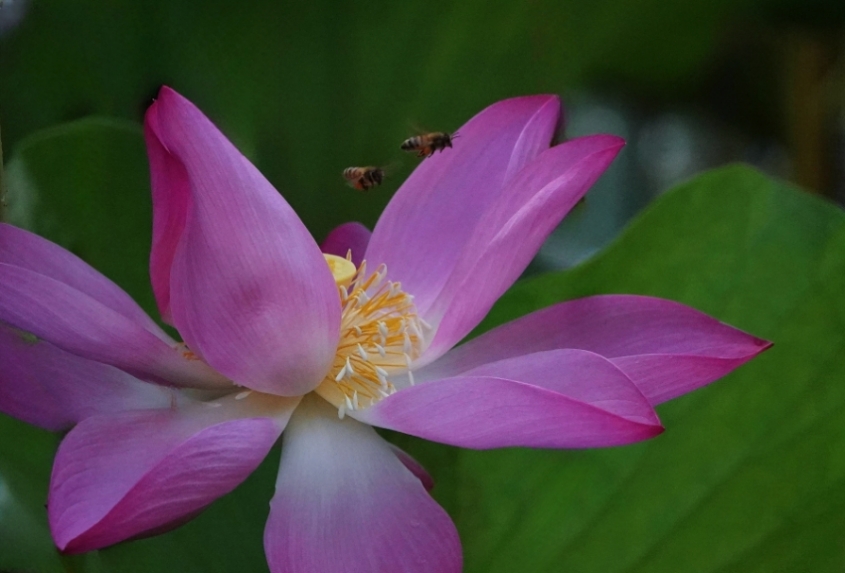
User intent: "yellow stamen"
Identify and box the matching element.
[323,253,356,288]
[316,260,425,416]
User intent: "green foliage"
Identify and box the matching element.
[1,114,843,571]
[444,165,845,572]
[0,0,768,243]
[5,118,157,315]
[0,417,61,573]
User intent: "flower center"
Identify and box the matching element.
[316,255,426,418]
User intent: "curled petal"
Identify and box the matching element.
[418,295,772,405]
[49,393,297,553]
[0,224,167,338]
[366,95,561,314]
[144,116,189,327]
[321,222,371,268]
[421,135,624,362]
[388,444,435,492]
[355,350,662,449]
[0,323,171,431]
[145,87,339,396]
[265,396,460,573]
[0,264,225,388]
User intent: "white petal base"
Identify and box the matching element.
[265,395,461,573]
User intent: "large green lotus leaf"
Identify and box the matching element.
[422,164,845,573]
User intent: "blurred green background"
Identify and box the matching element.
[1,0,845,571]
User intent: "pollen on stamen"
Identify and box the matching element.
[176,342,200,361]
[315,259,425,414]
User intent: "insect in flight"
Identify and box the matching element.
[400,131,458,158]
[342,166,385,191]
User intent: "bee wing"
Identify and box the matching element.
[406,120,431,135]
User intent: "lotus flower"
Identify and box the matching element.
[0,87,770,573]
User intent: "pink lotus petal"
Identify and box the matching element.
[320,222,371,268]
[365,95,561,314]
[264,397,461,573]
[144,114,189,327]
[49,393,297,553]
[388,444,435,491]
[422,135,624,362]
[461,349,659,421]
[0,263,226,389]
[0,323,171,431]
[355,349,662,449]
[418,295,772,405]
[144,87,340,396]
[0,224,168,339]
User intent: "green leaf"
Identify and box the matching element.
[429,164,845,572]
[5,117,157,315]
[0,416,62,573]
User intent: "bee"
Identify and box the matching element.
[342,166,385,191]
[400,132,457,158]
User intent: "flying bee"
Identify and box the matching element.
[400,132,457,158]
[342,166,385,191]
